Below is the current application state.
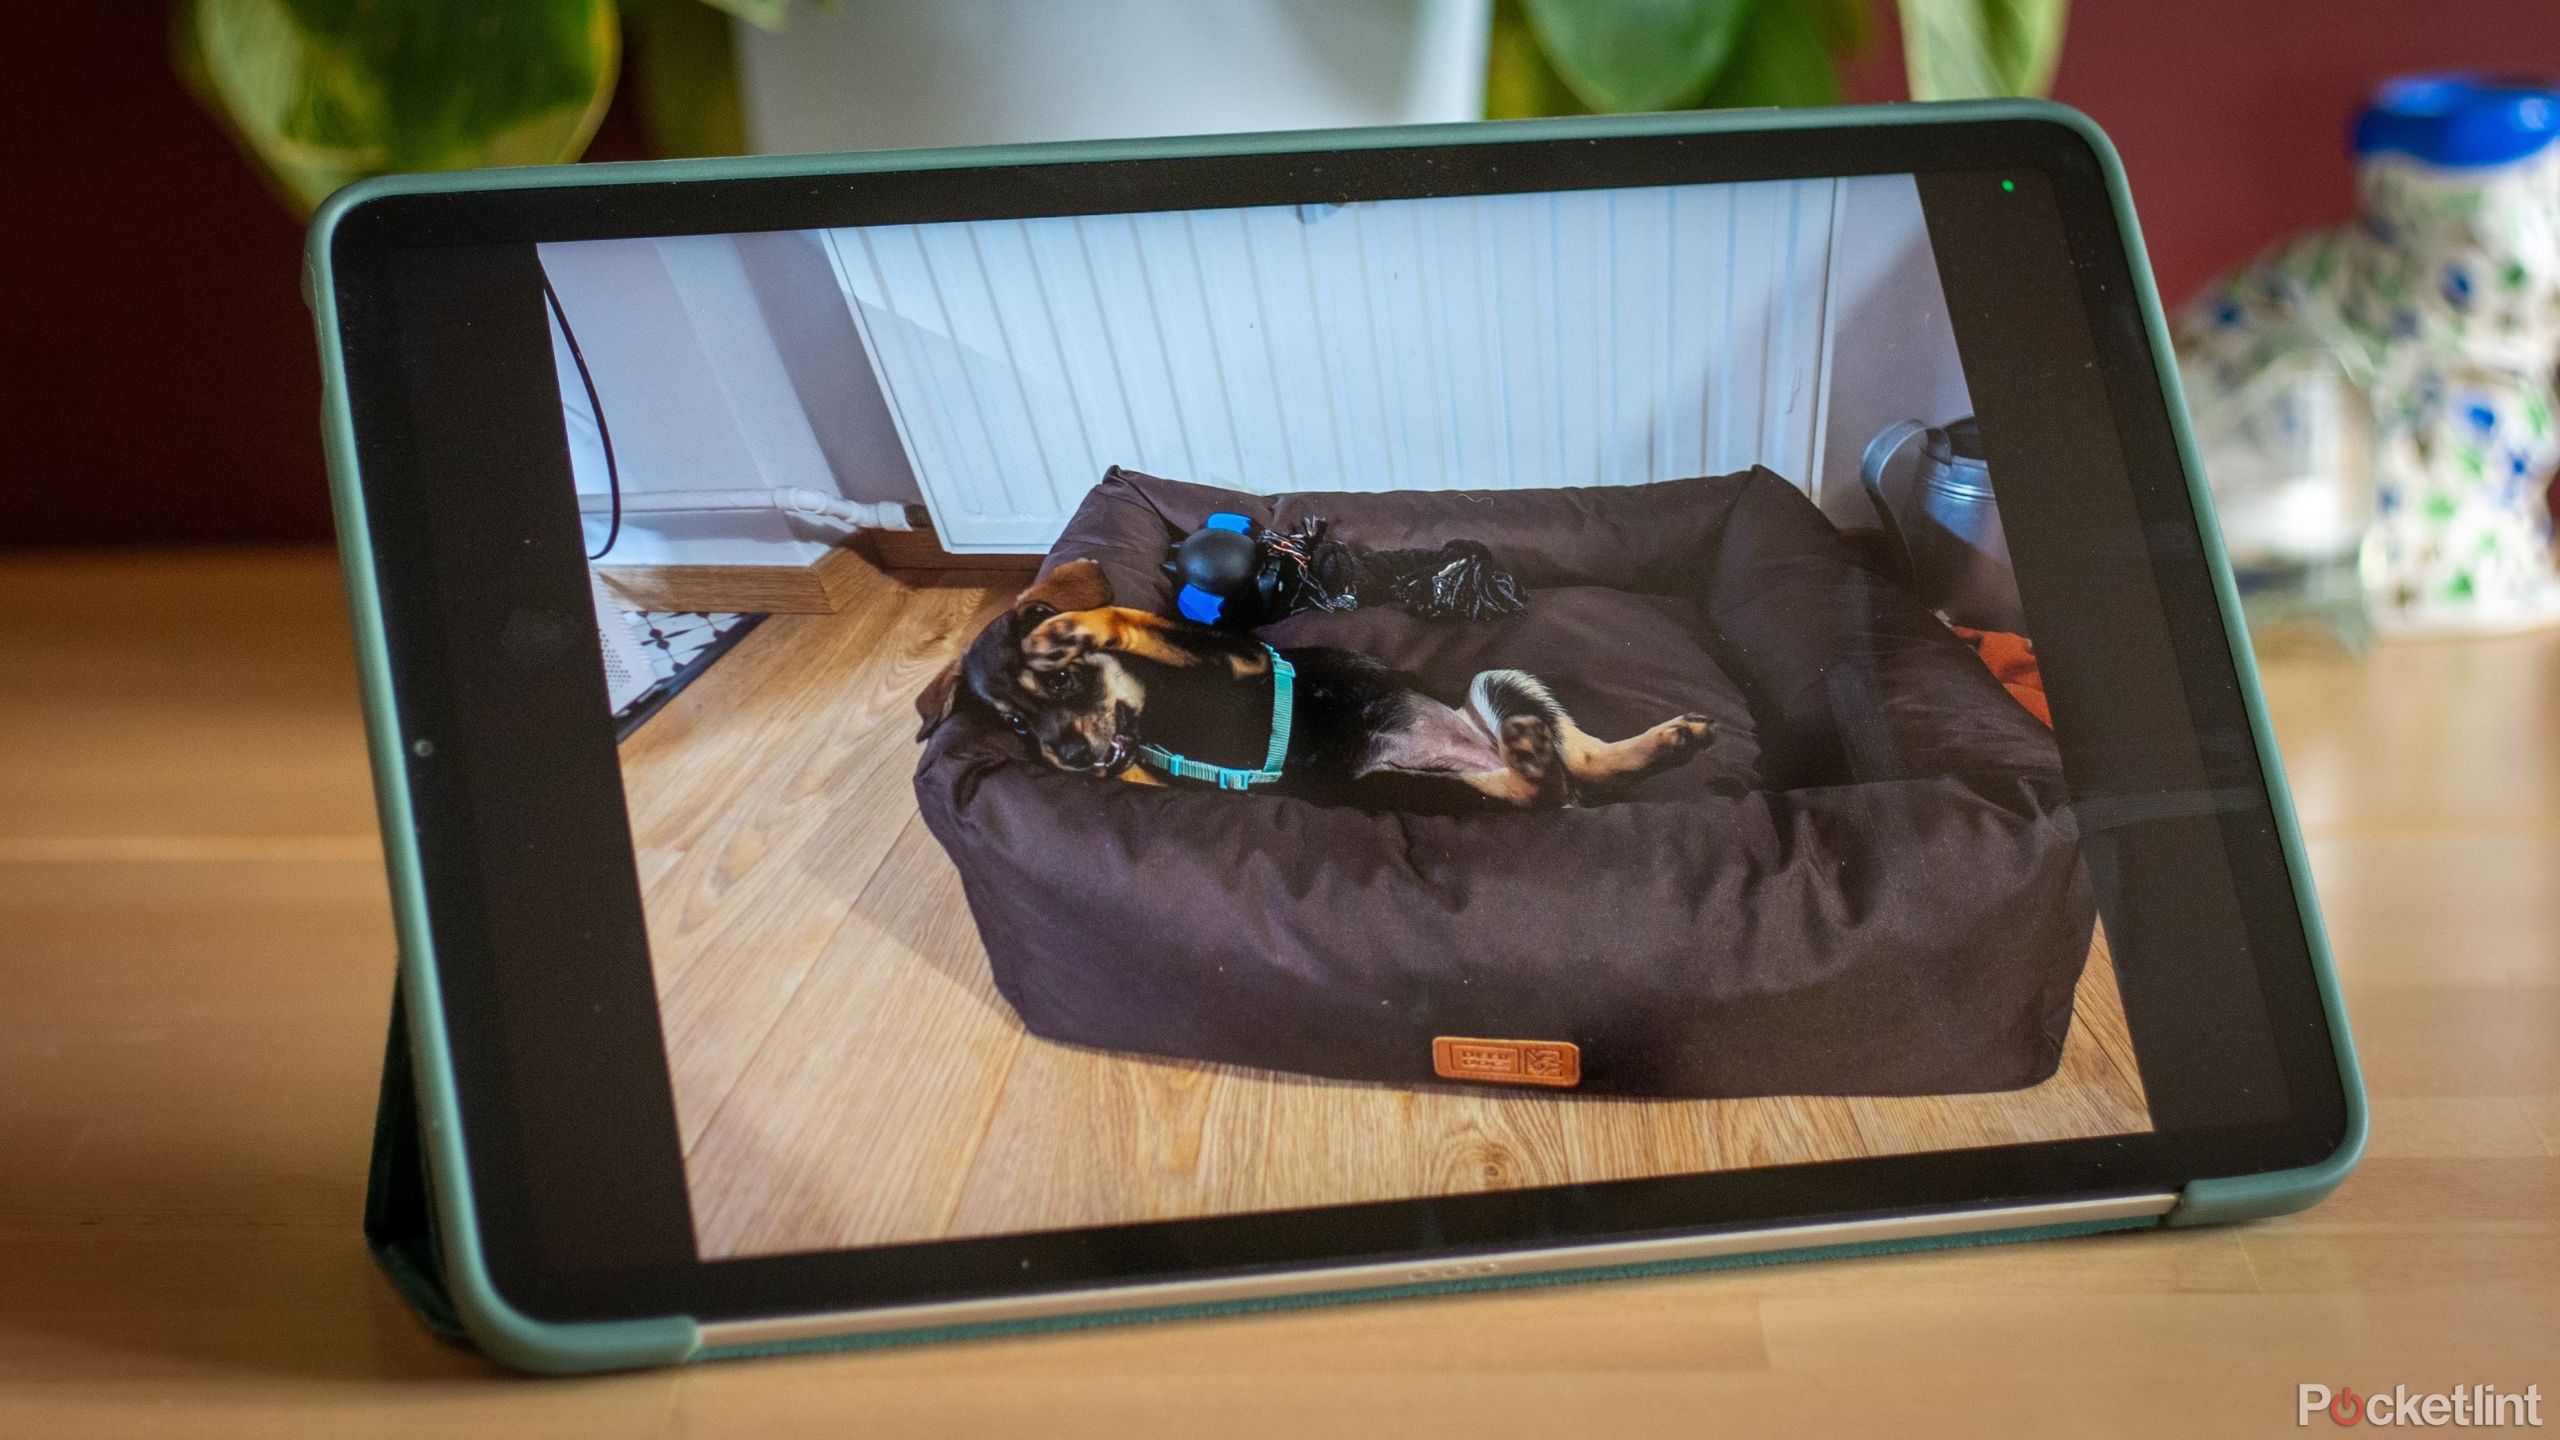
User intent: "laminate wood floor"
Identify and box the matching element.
[618,553,2150,1259]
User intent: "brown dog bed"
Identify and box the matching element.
[914,467,2095,1098]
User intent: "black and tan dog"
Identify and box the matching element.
[916,560,1713,807]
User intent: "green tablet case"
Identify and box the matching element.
[321,100,2367,1375]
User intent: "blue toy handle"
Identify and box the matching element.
[1176,585,1225,624]
[1174,513,1257,623]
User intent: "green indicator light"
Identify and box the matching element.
[2001,179,2017,192]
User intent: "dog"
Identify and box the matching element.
[915,559,1713,807]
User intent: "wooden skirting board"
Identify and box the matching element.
[598,544,880,614]
[859,522,1041,574]
[601,525,1036,613]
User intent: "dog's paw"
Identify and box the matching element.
[1023,611,1105,670]
[1501,713,1561,783]
[1661,712,1716,752]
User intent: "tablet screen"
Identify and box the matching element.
[336,118,2345,1318]
[529,168,2179,1263]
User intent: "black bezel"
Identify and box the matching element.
[327,113,2351,1326]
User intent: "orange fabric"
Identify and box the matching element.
[1949,625,2050,728]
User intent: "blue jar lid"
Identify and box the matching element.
[2354,72,2559,169]
[1203,512,1252,533]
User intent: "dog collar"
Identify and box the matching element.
[1135,648,1293,790]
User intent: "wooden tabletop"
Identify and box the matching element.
[3,548,2553,1437]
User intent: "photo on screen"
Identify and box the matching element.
[535,172,2152,1264]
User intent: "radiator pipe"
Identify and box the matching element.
[575,488,916,531]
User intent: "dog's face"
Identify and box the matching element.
[914,560,1146,776]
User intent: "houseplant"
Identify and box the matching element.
[178,0,2066,215]
[1491,0,2067,115]
[174,0,768,211]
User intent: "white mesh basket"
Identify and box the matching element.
[589,569,671,713]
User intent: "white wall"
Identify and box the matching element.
[1814,173,1976,533]
[827,178,1857,552]
[729,231,917,510]
[539,234,919,567]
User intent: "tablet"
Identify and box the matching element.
[312,101,2363,1374]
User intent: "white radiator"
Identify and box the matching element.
[822,178,1844,553]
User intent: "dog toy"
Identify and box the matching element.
[1169,515,1278,625]
[1167,513,1528,629]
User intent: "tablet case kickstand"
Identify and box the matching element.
[365,989,467,1343]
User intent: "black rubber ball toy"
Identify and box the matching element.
[1167,513,1268,624]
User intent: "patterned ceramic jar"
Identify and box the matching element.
[2180,73,2560,636]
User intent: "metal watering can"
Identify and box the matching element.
[1859,415,2026,633]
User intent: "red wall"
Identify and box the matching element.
[2040,0,2560,313]
[8,5,2556,546]
[2,10,650,549]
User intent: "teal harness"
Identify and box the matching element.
[1134,647,1294,790]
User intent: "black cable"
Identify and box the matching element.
[540,272,622,561]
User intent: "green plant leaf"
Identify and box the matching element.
[629,0,749,156]
[1794,0,1873,56]
[688,0,790,31]
[177,0,618,214]
[1487,0,1591,118]
[1697,0,1840,108]
[1898,0,2068,100]
[1983,0,2068,95]
[1517,0,1756,113]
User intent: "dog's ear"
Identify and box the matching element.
[1011,558,1112,620]
[914,656,964,741]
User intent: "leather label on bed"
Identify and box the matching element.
[1432,1037,1580,1087]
